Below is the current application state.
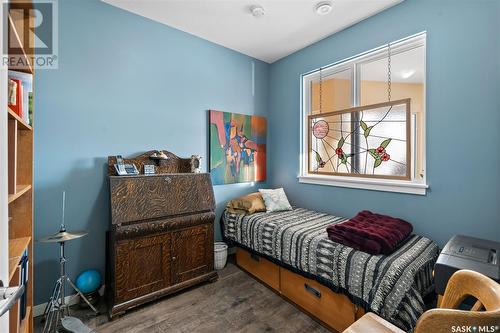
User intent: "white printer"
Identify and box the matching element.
[434,235,499,295]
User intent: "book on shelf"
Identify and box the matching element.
[8,79,17,105]
[8,70,33,125]
[8,78,23,118]
[28,92,33,125]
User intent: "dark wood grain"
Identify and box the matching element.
[109,271,218,318]
[109,173,215,225]
[172,224,213,284]
[107,151,217,318]
[115,233,172,303]
[112,212,215,240]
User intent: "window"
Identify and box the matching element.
[300,33,427,194]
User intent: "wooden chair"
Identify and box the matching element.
[343,270,500,333]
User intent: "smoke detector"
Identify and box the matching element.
[250,5,265,18]
[316,1,332,15]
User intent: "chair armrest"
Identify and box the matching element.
[415,308,500,333]
[343,313,405,333]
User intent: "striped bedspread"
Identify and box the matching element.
[222,207,439,331]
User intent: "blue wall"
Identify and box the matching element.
[35,0,500,307]
[268,0,500,247]
[34,0,269,305]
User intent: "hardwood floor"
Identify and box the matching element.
[35,261,330,333]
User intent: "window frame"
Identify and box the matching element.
[299,32,428,195]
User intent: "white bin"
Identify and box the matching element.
[214,242,228,270]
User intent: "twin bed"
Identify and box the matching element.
[222,207,439,332]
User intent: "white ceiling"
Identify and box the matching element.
[102,0,403,63]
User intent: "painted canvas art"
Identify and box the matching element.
[209,110,266,185]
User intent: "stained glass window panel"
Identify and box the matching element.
[309,99,410,179]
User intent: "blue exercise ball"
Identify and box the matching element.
[76,269,101,294]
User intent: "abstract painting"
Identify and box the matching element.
[209,110,266,185]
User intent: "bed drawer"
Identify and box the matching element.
[236,248,280,290]
[280,268,355,332]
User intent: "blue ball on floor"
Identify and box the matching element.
[76,269,101,294]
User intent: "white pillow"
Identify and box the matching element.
[258,188,292,212]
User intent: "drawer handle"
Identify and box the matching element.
[164,177,172,184]
[304,283,321,298]
[250,254,260,262]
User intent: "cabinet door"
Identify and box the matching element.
[115,233,172,303]
[172,224,213,284]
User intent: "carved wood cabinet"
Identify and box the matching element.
[106,151,218,317]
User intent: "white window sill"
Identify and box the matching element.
[298,174,428,195]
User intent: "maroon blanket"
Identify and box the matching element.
[326,210,413,255]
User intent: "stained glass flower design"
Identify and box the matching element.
[309,99,411,179]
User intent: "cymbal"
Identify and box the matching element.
[38,230,88,243]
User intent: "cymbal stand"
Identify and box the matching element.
[42,228,99,333]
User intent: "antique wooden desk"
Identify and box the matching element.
[106,151,218,317]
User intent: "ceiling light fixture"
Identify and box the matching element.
[316,1,332,15]
[250,5,265,18]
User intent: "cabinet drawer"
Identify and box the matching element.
[236,248,280,290]
[280,268,355,332]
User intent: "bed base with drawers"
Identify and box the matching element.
[236,247,365,332]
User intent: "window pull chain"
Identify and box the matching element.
[387,42,392,102]
[319,67,323,114]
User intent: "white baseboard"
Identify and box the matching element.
[33,285,105,318]
[33,295,80,318]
